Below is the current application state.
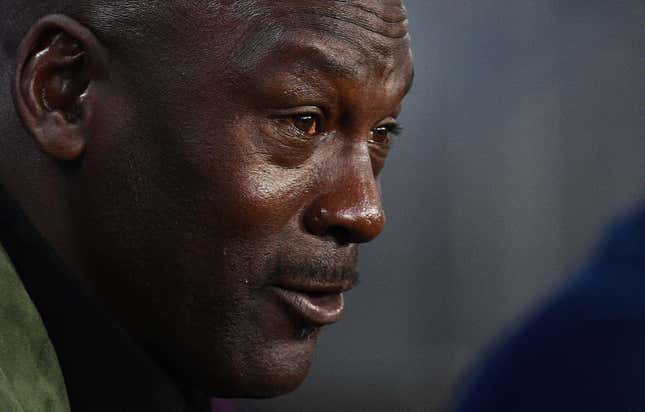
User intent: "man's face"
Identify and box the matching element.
[73,0,413,397]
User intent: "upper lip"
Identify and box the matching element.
[273,278,356,294]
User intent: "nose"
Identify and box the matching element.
[304,162,386,245]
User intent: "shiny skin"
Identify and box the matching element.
[9,0,413,398]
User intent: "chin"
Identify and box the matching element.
[174,332,320,399]
[235,374,309,400]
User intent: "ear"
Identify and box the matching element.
[15,15,105,161]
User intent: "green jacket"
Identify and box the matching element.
[0,244,70,411]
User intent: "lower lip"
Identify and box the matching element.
[269,287,345,326]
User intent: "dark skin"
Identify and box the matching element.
[7,0,413,398]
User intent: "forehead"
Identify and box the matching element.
[265,0,410,45]
[225,0,412,85]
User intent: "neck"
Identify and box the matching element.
[0,143,84,282]
[0,183,209,412]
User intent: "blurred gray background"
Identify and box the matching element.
[239,1,645,410]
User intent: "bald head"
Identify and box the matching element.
[1,1,195,64]
[2,1,94,60]
[1,0,410,85]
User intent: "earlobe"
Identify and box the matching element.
[15,15,101,161]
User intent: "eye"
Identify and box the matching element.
[370,123,402,145]
[291,114,321,136]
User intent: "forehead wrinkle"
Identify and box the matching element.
[268,1,411,68]
[224,1,412,90]
[278,17,409,70]
[284,4,409,41]
[327,0,408,24]
[227,1,411,62]
[402,66,415,96]
[293,32,412,91]
[323,26,408,76]
[267,36,367,85]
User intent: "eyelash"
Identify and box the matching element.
[388,125,403,136]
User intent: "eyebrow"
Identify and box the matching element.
[279,41,414,96]
[282,42,364,80]
[403,67,415,95]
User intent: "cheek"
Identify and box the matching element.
[232,163,314,231]
[178,119,321,237]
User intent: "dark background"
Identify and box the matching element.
[239,1,645,410]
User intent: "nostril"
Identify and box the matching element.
[304,206,329,238]
[303,206,351,245]
[326,226,352,246]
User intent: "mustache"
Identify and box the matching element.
[267,247,359,287]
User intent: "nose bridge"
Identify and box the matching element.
[304,145,386,244]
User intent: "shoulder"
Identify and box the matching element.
[456,206,645,411]
[456,284,645,411]
[0,243,70,412]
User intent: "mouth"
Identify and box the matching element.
[268,280,353,327]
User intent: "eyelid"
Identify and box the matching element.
[373,117,399,128]
[271,106,325,119]
[270,106,326,138]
